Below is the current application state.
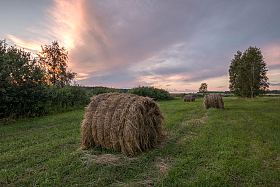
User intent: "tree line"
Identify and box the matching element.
[0,39,174,119]
[0,40,272,119]
[86,86,173,100]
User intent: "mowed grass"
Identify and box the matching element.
[1,96,280,186]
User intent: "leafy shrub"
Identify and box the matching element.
[128,86,173,100]
[93,87,123,95]
[0,40,48,118]
[0,40,93,119]
[45,85,93,112]
[193,93,205,98]
[171,93,187,98]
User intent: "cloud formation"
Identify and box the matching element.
[3,0,280,91]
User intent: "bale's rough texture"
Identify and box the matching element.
[183,95,195,102]
[203,93,224,109]
[81,92,165,156]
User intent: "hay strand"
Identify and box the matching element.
[81,92,165,156]
[203,93,224,109]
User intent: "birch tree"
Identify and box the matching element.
[229,46,269,99]
[38,41,76,86]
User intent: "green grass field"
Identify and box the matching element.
[1,96,280,186]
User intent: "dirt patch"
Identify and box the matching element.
[154,157,173,180]
[181,115,208,127]
[178,114,207,143]
[81,151,136,166]
[110,157,174,186]
[178,131,198,143]
[134,157,173,186]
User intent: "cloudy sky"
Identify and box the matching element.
[1,0,279,92]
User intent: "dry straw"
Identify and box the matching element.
[203,93,224,109]
[183,95,195,102]
[81,92,165,156]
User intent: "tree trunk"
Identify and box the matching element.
[251,60,255,99]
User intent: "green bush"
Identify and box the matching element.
[193,93,205,98]
[0,40,93,119]
[170,93,186,98]
[93,86,123,95]
[128,86,173,100]
[45,85,93,113]
[0,40,48,118]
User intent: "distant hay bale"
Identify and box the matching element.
[184,95,195,102]
[81,92,165,156]
[203,93,224,109]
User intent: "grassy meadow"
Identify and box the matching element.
[1,96,280,186]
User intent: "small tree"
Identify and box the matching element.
[229,46,269,99]
[38,41,76,86]
[199,83,208,94]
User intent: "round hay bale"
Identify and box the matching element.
[203,93,224,109]
[81,92,165,156]
[183,95,195,102]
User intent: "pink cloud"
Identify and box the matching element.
[7,34,42,53]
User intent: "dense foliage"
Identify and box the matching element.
[88,86,174,101]
[128,86,173,100]
[229,46,269,98]
[46,85,92,109]
[0,40,91,119]
[92,86,123,95]
[0,40,48,118]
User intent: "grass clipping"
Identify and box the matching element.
[203,93,224,109]
[184,95,195,102]
[81,92,165,156]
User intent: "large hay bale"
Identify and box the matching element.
[81,92,165,156]
[203,93,224,109]
[183,95,195,102]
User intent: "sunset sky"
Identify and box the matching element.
[1,0,279,92]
